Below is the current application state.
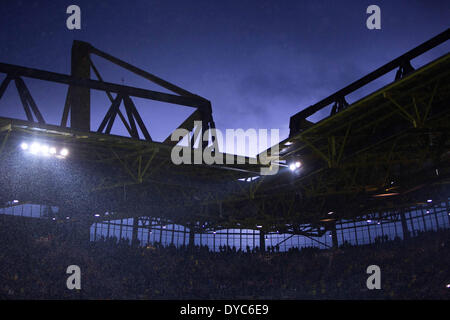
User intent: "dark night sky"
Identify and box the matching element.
[0,0,448,155]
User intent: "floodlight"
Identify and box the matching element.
[295,161,301,168]
[289,163,296,171]
[20,142,28,150]
[60,148,69,156]
[30,142,40,154]
[49,147,57,155]
[40,145,49,155]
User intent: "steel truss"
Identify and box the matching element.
[0,30,449,245]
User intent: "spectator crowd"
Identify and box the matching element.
[0,217,449,300]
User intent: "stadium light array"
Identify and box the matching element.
[20,141,69,158]
[289,161,302,172]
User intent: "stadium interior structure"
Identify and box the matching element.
[0,29,449,299]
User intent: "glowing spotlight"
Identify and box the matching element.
[295,161,301,168]
[94,214,100,217]
[289,163,296,171]
[256,225,262,228]
[427,199,432,203]
[30,142,40,154]
[328,211,334,215]
[12,200,19,204]
[446,284,450,288]
[40,145,49,155]
[60,148,69,157]
[367,220,372,223]
[21,141,68,158]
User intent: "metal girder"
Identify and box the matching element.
[0,62,209,109]
[69,40,91,132]
[289,28,449,136]
[0,75,45,124]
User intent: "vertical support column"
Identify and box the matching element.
[331,222,338,249]
[400,210,410,240]
[259,230,266,252]
[132,217,139,246]
[226,228,229,248]
[171,224,175,246]
[188,227,195,247]
[239,229,242,251]
[70,40,91,132]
